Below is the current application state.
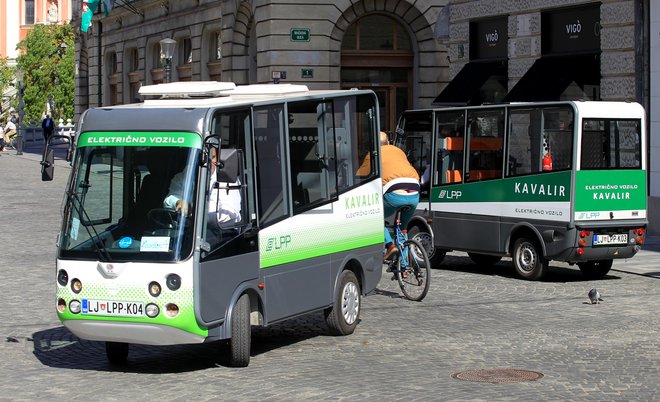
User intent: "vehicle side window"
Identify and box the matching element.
[287,100,338,214]
[205,109,251,252]
[254,105,288,227]
[507,106,573,177]
[335,94,378,192]
[397,111,433,198]
[466,109,504,182]
[434,111,465,186]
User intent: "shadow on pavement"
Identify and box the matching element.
[31,314,330,372]
[436,254,622,283]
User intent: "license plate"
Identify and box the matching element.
[82,299,144,317]
[593,233,628,246]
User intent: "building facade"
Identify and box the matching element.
[1,0,72,114]
[1,0,72,61]
[73,0,450,133]
[436,0,656,232]
[74,0,657,231]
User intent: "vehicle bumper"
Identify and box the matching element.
[63,320,206,345]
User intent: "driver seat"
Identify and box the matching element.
[126,168,173,234]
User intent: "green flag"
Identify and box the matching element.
[81,0,100,33]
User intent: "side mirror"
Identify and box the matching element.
[41,147,55,181]
[217,148,241,183]
[40,135,73,180]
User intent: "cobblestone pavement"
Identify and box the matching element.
[1,151,659,401]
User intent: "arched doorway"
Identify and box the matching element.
[341,14,413,133]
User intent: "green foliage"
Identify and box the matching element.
[16,24,74,123]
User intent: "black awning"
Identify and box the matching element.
[502,53,600,102]
[432,61,506,106]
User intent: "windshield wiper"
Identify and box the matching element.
[65,190,112,261]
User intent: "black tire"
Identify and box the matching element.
[578,259,613,279]
[325,270,361,335]
[408,225,446,267]
[229,293,251,367]
[468,252,502,266]
[105,341,128,365]
[512,237,547,280]
[397,239,431,301]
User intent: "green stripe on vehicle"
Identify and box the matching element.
[430,171,572,203]
[78,131,203,148]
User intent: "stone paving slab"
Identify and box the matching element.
[0,151,658,401]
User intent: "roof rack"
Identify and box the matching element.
[138,81,237,99]
[229,84,309,96]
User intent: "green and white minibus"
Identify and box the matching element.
[42,82,384,367]
[394,101,647,280]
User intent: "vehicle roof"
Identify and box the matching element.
[401,100,645,119]
[80,82,373,133]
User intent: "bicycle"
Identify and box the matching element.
[385,206,431,301]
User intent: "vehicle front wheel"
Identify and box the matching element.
[512,237,547,280]
[578,259,613,279]
[229,293,251,367]
[106,341,128,365]
[325,270,360,336]
[408,225,446,267]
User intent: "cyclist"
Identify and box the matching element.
[3,116,16,149]
[378,131,420,260]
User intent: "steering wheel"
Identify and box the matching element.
[147,208,179,230]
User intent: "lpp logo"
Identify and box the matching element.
[438,190,462,200]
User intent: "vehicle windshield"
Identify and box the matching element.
[59,131,202,262]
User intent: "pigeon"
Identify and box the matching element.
[588,288,603,304]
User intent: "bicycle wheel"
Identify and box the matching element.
[396,238,431,301]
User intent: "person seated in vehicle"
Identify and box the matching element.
[164,146,242,246]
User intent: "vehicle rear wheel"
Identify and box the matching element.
[578,259,613,279]
[105,341,128,365]
[408,225,446,267]
[324,270,360,336]
[229,293,251,367]
[468,252,502,266]
[512,237,547,280]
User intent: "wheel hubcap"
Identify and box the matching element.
[413,232,434,258]
[341,282,359,325]
[518,244,536,273]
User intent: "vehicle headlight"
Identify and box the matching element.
[166,274,181,291]
[165,303,179,318]
[149,281,161,297]
[57,270,68,286]
[71,278,82,294]
[57,298,66,313]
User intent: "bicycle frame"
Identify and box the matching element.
[393,213,409,268]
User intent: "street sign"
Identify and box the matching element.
[301,69,313,78]
[290,28,310,42]
[272,71,287,80]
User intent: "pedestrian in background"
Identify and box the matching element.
[41,114,55,142]
[0,121,5,152]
